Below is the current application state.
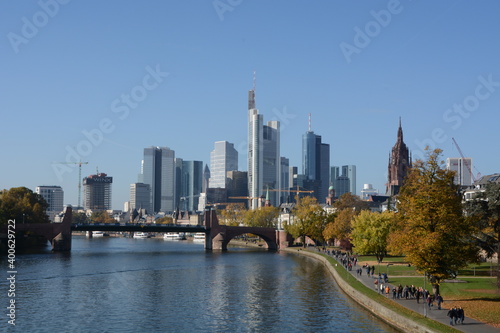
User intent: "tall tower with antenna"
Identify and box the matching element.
[247,71,263,209]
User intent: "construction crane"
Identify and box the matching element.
[53,161,88,208]
[451,138,479,183]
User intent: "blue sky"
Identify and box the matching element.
[1,0,499,210]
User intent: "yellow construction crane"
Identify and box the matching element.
[53,161,88,208]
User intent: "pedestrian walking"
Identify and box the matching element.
[457,307,465,324]
[447,307,457,326]
[435,294,443,310]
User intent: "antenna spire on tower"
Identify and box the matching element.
[308,113,312,132]
[253,70,256,92]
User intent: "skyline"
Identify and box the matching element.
[2,1,500,209]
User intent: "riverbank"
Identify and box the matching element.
[282,247,500,333]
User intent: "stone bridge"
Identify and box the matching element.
[204,209,292,251]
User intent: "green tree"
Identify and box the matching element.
[351,210,395,263]
[73,212,89,224]
[464,182,500,288]
[0,187,49,225]
[388,148,479,295]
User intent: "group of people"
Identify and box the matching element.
[447,306,465,325]
[323,248,468,327]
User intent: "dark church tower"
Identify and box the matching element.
[386,118,411,195]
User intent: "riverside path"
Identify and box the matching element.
[330,252,500,333]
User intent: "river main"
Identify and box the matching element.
[3,236,399,332]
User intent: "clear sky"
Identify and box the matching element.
[2,0,499,210]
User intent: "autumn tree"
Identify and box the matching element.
[388,148,479,295]
[0,187,50,225]
[323,193,369,249]
[464,182,500,288]
[156,216,173,224]
[244,206,279,228]
[351,210,396,263]
[285,196,323,246]
[333,192,369,212]
[90,210,115,224]
[219,203,246,226]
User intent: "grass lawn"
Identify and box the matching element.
[356,255,500,327]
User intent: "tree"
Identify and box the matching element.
[156,216,173,224]
[285,196,323,246]
[220,203,246,226]
[322,193,369,249]
[0,187,50,225]
[464,182,500,288]
[388,148,479,295]
[73,212,89,224]
[351,210,396,263]
[333,192,369,212]
[243,206,279,228]
[90,210,115,224]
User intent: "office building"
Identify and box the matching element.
[83,173,112,211]
[36,185,64,221]
[446,157,473,186]
[248,88,263,209]
[302,123,330,201]
[141,146,176,213]
[130,183,151,213]
[342,165,356,195]
[247,86,281,208]
[280,157,290,204]
[209,141,238,188]
[263,120,280,206]
[331,165,356,197]
[180,160,203,212]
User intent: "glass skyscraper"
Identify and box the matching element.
[141,146,175,213]
[302,130,330,202]
[209,141,238,189]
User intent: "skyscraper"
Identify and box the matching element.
[280,157,290,204]
[342,165,356,195]
[331,165,356,197]
[209,141,238,188]
[130,183,151,213]
[180,160,203,212]
[446,157,473,186]
[248,88,263,209]
[387,119,411,195]
[141,146,176,213]
[302,123,330,201]
[263,120,280,206]
[247,78,281,208]
[83,173,112,211]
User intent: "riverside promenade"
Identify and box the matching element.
[323,249,499,333]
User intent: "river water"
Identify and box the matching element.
[2,236,399,332]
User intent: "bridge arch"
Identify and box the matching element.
[204,209,292,251]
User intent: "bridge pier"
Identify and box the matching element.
[52,232,72,251]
